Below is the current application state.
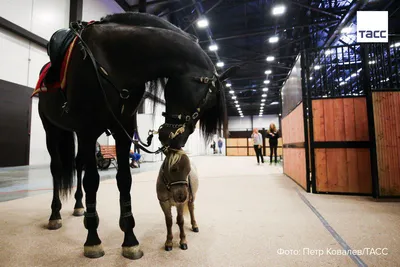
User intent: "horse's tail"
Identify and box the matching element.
[183,202,190,218]
[58,130,76,198]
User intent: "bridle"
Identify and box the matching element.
[158,75,219,144]
[68,21,220,154]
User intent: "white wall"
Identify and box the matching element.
[82,0,124,21]
[228,115,280,131]
[0,0,70,41]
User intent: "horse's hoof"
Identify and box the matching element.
[84,244,105,258]
[48,219,62,230]
[165,245,172,251]
[73,208,84,217]
[180,243,188,250]
[122,245,144,260]
[192,227,199,232]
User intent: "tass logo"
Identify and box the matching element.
[357,11,388,43]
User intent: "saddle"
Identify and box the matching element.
[46,29,76,84]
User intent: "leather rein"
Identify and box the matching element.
[68,21,220,154]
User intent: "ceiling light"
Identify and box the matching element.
[259,114,263,117]
[232,96,236,99]
[314,65,321,70]
[272,5,286,15]
[309,77,313,80]
[261,99,266,102]
[264,80,270,84]
[269,36,279,43]
[235,104,240,107]
[341,27,351,34]
[226,83,232,87]
[234,100,238,104]
[262,94,267,97]
[209,44,218,51]
[270,102,278,105]
[263,88,268,92]
[266,56,275,62]
[261,103,265,106]
[325,50,332,56]
[351,73,357,77]
[265,70,272,75]
[216,61,224,67]
[240,115,244,117]
[279,113,282,116]
[229,90,234,94]
[197,18,209,28]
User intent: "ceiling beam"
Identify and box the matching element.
[114,0,130,11]
[289,0,342,19]
[198,20,339,43]
[324,0,368,47]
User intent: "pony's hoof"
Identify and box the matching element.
[192,227,199,232]
[165,245,173,251]
[122,245,144,260]
[48,219,62,230]
[73,208,84,217]
[84,244,105,258]
[180,243,188,250]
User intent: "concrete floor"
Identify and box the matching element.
[0,156,399,267]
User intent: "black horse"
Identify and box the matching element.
[37,12,238,260]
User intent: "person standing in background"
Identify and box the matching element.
[218,138,223,154]
[251,128,264,165]
[266,123,280,164]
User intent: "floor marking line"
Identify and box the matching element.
[296,188,368,267]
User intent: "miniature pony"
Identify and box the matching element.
[156,150,199,251]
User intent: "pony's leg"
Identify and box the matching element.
[73,146,84,216]
[81,135,104,258]
[115,133,143,260]
[176,204,188,250]
[188,201,199,232]
[159,201,173,251]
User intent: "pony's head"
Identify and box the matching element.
[158,65,240,149]
[161,150,191,203]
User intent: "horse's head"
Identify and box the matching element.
[158,65,240,149]
[161,150,191,203]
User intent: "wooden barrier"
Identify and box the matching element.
[282,103,307,190]
[311,97,372,194]
[226,138,248,156]
[372,91,400,196]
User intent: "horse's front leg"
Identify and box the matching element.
[73,143,84,216]
[176,204,188,250]
[159,201,173,251]
[115,132,143,260]
[81,135,104,258]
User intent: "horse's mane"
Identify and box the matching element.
[100,12,198,43]
[166,149,187,171]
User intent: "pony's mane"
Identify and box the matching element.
[166,149,187,171]
[100,12,198,43]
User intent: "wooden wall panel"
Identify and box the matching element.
[315,148,372,193]
[373,91,400,196]
[281,103,305,144]
[283,148,307,190]
[312,98,369,142]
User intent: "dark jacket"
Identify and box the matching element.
[267,130,280,146]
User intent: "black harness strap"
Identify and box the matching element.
[69,21,166,155]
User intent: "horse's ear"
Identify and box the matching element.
[219,65,240,82]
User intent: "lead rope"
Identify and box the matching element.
[69,22,166,154]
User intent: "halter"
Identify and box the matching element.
[160,161,189,191]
